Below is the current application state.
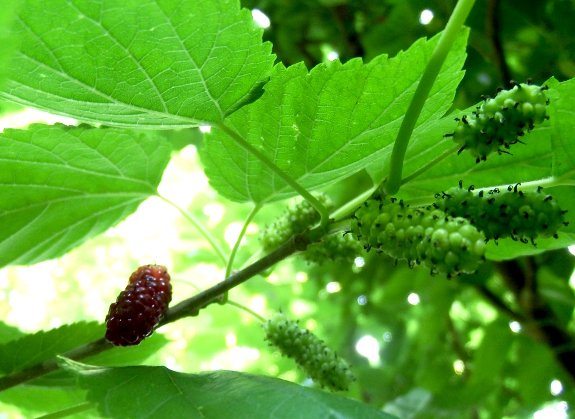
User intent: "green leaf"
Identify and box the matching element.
[0,0,21,89]
[0,321,24,345]
[549,77,575,177]
[84,333,169,367]
[382,388,432,419]
[1,0,274,128]
[0,124,170,267]
[468,320,513,387]
[0,386,90,416]
[0,322,103,375]
[202,29,468,203]
[60,359,399,419]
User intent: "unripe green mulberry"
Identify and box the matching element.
[263,312,355,392]
[351,199,486,277]
[436,181,568,245]
[447,82,549,163]
[301,232,363,265]
[260,194,334,252]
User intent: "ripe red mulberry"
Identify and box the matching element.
[105,264,172,346]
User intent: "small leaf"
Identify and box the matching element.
[0,124,170,267]
[0,322,104,375]
[202,29,469,203]
[2,0,274,128]
[60,359,399,419]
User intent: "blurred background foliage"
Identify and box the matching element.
[1,0,575,418]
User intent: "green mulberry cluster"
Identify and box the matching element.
[260,195,362,264]
[447,82,549,163]
[436,181,568,245]
[351,199,486,277]
[303,232,363,265]
[263,312,355,392]
[260,194,334,252]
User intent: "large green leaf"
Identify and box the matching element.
[0,0,20,89]
[0,124,170,267]
[1,0,274,128]
[0,322,103,375]
[0,321,24,345]
[61,358,399,419]
[201,29,468,203]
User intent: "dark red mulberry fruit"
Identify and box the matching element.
[105,264,172,346]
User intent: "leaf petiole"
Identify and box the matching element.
[215,123,330,228]
[158,194,228,266]
[384,0,476,195]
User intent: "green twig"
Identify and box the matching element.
[225,204,262,279]
[34,402,96,419]
[384,0,476,195]
[222,203,262,303]
[239,249,264,270]
[0,234,309,392]
[226,299,267,323]
[159,194,228,265]
[404,175,574,208]
[400,144,461,186]
[329,186,378,221]
[215,123,330,228]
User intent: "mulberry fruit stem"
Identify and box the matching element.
[215,122,330,228]
[159,194,228,265]
[403,176,575,209]
[223,203,263,303]
[384,0,476,195]
[399,144,462,187]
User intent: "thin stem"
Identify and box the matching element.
[329,186,378,221]
[384,0,476,195]
[226,204,262,279]
[34,402,96,419]
[400,144,461,186]
[239,249,264,270]
[160,233,307,324]
[226,300,267,323]
[171,278,204,293]
[215,123,330,228]
[0,233,309,392]
[159,194,228,265]
[404,176,575,208]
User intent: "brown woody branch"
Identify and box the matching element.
[0,233,310,392]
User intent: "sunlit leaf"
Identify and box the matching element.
[0,124,170,267]
[0,322,103,375]
[202,29,468,203]
[1,0,274,128]
[61,359,399,419]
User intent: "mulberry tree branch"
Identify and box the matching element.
[0,233,310,392]
[486,0,513,87]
